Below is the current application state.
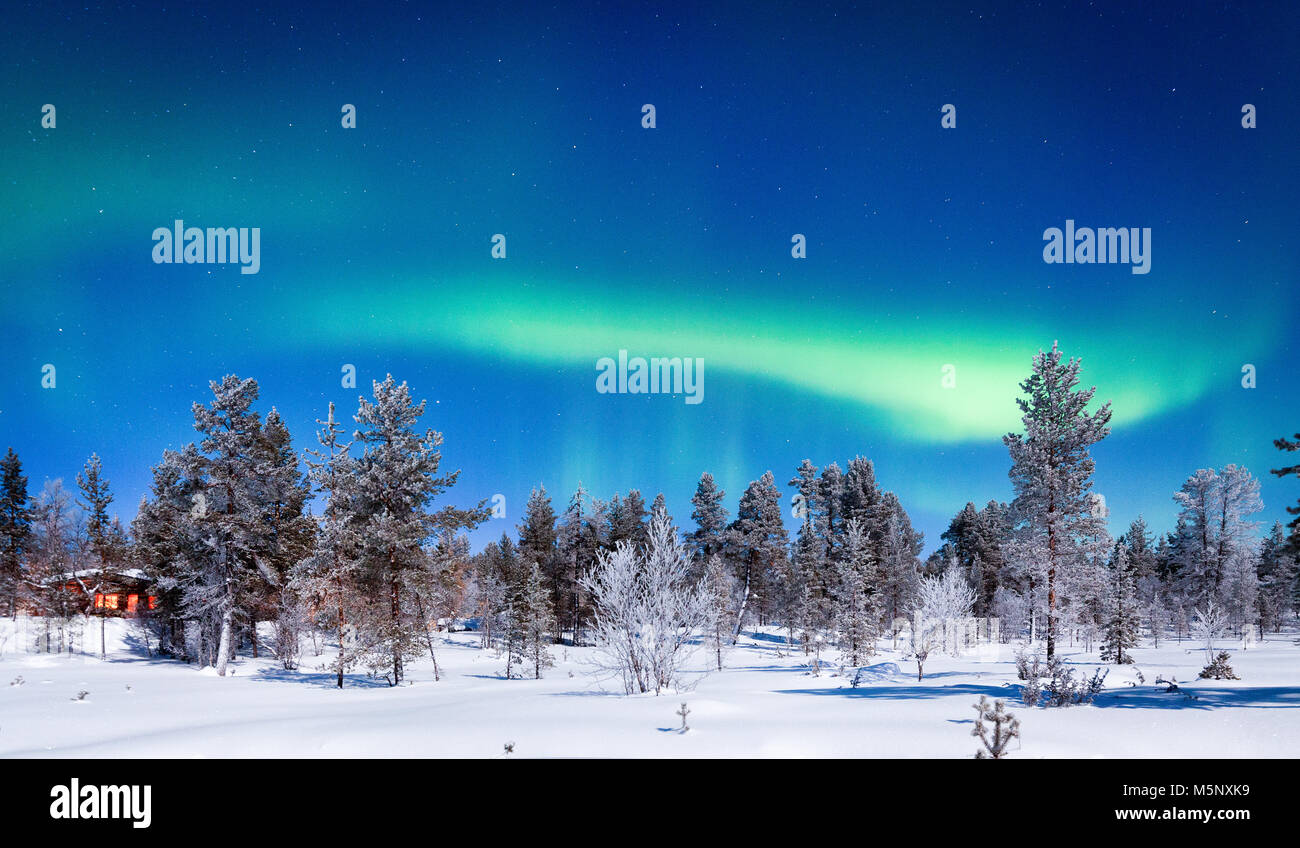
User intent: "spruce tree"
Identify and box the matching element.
[75,454,113,558]
[0,448,32,618]
[1100,545,1140,664]
[252,408,315,659]
[1257,523,1297,632]
[75,454,119,657]
[725,471,788,638]
[879,492,924,643]
[941,500,1008,617]
[610,489,649,548]
[834,517,882,666]
[131,448,205,659]
[556,483,595,645]
[818,462,845,547]
[504,562,555,679]
[689,472,729,564]
[187,375,269,676]
[518,485,559,640]
[840,456,885,532]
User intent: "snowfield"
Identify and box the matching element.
[1,618,1296,758]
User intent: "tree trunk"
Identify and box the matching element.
[417,596,440,682]
[389,552,402,686]
[335,598,346,689]
[215,606,233,677]
[731,566,752,645]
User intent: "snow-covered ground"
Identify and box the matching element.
[1,617,1296,757]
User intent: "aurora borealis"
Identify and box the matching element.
[1,2,1297,552]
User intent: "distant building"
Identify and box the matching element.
[26,568,156,617]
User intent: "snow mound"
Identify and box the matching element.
[848,662,903,686]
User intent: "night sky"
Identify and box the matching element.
[2,1,1297,553]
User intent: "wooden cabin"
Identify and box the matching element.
[44,568,156,617]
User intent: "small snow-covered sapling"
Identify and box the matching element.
[972,696,1019,759]
[677,702,690,733]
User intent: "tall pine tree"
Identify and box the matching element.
[351,375,489,685]
[1003,342,1112,659]
[0,448,32,618]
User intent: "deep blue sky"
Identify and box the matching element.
[1,1,1297,553]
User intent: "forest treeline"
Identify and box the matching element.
[1,344,1297,687]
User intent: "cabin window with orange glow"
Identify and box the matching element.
[94,593,104,609]
[105,594,119,610]
[148,596,157,610]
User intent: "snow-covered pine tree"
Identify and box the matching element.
[1100,544,1140,664]
[840,456,886,534]
[1270,432,1300,554]
[74,454,123,658]
[1003,342,1113,659]
[879,492,924,645]
[834,517,881,667]
[416,531,471,680]
[292,402,363,687]
[1222,547,1259,643]
[1124,516,1158,584]
[1147,592,1170,648]
[1257,523,1297,632]
[504,561,555,679]
[187,375,271,676]
[942,502,982,599]
[517,485,559,641]
[688,472,729,565]
[609,489,649,548]
[972,696,1020,759]
[556,483,596,644]
[725,471,788,638]
[1173,465,1263,604]
[584,497,610,557]
[789,460,830,654]
[992,585,1028,643]
[252,408,315,661]
[350,375,489,685]
[131,448,205,659]
[1062,533,1109,653]
[942,501,1011,618]
[651,493,671,530]
[0,447,33,618]
[702,554,735,671]
[818,462,845,543]
[467,535,517,651]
